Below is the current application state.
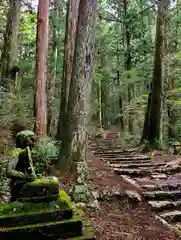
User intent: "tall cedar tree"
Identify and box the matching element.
[0,0,20,90]
[123,0,133,133]
[34,0,49,136]
[58,0,98,169]
[47,0,60,135]
[56,0,80,140]
[141,0,168,145]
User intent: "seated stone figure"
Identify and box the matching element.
[7,130,36,202]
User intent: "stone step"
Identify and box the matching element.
[109,156,150,161]
[0,200,72,227]
[160,166,181,174]
[95,152,124,156]
[143,190,181,201]
[151,173,168,179]
[115,168,153,177]
[94,145,123,150]
[108,159,152,164]
[160,210,181,223]
[149,200,181,212]
[99,155,133,159]
[0,218,82,240]
[143,183,181,191]
[99,155,150,160]
[109,162,163,169]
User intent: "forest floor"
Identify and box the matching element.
[84,152,179,240]
[61,149,179,240]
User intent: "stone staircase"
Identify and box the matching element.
[89,136,181,238]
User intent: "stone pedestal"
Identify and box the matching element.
[0,177,95,240]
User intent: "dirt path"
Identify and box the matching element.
[86,151,179,240]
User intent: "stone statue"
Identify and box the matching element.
[7,130,36,202]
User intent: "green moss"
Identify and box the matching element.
[18,177,60,200]
[72,225,95,240]
[17,194,59,203]
[0,191,95,240]
[0,194,87,231]
[71,211,95,240]
[0,190,71,217]
[0,219,83,240]
[59,190,73,208]
[31,177,59,185]
[0,211,82,231]
[6,148,23,157]
[0,199,68,218]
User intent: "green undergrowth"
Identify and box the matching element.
[32,136,61,173]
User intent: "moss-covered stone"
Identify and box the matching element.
[0,191,83,239]
[17,194,59,203]
[0,218,82,240]
[0,190,71,216]
[0,190,95,240]
[0,199,72,227]
[72,225,96,240]
[18,177,59,201]
[31,177,59,186]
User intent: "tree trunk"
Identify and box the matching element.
[117,2,124,132]
[47,0,60,136]
[141,89,152,143]
[167,0,178,141]
[56,0,80,140]
[123,0,133,134]
[34,0,49,137]
[59,0,97,170]
[119,95,124,131]
[97,79,102,129]
[0,0,20,90]
[145,0,167,146]
[168,104,177,140]
[101,84,108,130]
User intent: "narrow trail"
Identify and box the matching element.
[86,136,181,240]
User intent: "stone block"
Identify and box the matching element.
[0,199,72,227]
[18,177,59,201]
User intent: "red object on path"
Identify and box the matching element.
[109,135,113,141]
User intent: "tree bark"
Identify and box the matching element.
[56,0,80,140]
[101,85,108,130]
[34,0,49,137]
[47,0,60,136]
[59,0,97,170]
[0,0,20,90]
[167,0,178,141]
[97,79,102,129]
[144,0,167,146]
[141,89,152,143]
[123,0,133,134]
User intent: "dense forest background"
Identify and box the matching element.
[0,0,181,171]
